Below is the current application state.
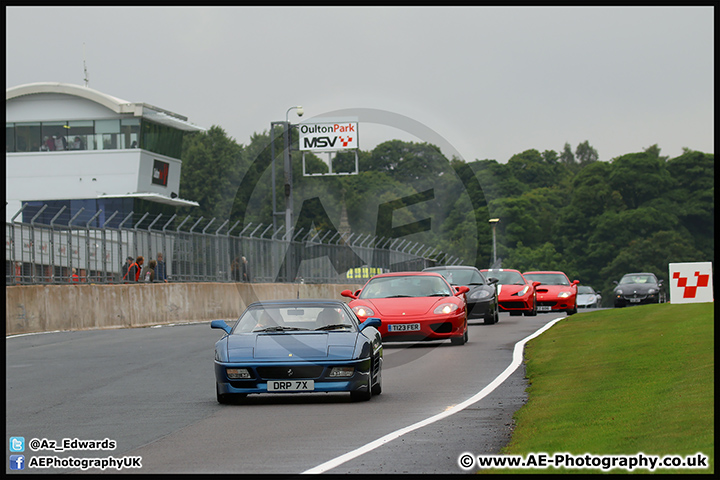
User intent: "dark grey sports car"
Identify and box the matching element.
[423,265,500,324]
[613,272,666,307]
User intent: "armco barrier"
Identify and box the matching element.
[5,283,358,336]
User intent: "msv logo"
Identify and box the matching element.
[669,262,714,304]
[303,136,338,149]
[673,271,710,298]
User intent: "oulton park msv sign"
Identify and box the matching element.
[299,119,358,152]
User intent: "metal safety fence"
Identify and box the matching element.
[6,207,463,286]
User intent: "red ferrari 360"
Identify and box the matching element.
[341,272,469,345]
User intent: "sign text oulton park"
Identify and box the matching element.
[299,120,358,152]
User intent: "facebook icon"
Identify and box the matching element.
[10,455,25,470]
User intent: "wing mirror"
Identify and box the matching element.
[455,285,470,295]
[341,289,358,300]
[359,317,381,331]
[210,319,232,335]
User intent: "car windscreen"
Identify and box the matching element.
[619,274,656,285]
[359,275,453,299]
[427,268,485,285]
[232,304,357,334]
[577,286,595,294]
[523,273,570,286]
[484,270,524,285]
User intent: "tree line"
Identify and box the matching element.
[161,125,713,306]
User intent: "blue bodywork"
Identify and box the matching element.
[211,300,382,403]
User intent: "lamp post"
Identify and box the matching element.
[488,218,500,266]
[283,106,303,238]
[270,106,303,281]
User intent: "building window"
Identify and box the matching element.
[6,124,15,152]
[95,119,120,150]
[68,121,93,150]
[41,122,69,151]
[7,119,186,158]
[142,120,183,158]
[13,122,42,152]
[121,118,141,149]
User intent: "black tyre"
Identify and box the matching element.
[484,302,499,324]
[451,328,468,345]
[351,367,373,402]
[371,369,382,396]
[524,298,538,316]
[216,384,246,404]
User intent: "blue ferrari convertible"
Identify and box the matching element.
[211,299,383,403]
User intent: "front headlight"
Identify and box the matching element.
[329,366,355,378]
[352,305,375,317]
[615,289,623,295]
[558,291,572,298]
[469,289,491,300]
[226,368,251,379]
[434,303,459,314]
[514,286,530,297]
[648,288,657,294]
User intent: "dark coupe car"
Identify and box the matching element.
[211,300,383,403]
[342,272,470,345]
[423,265,499,324]
[613,272,666,307]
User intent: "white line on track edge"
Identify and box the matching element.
[302,316,566,474]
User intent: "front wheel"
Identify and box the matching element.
[451,328,468,345]
[217,384,246,404]
[484,302,499,324]
[371,371,382,396]
[524,298,537,316]
[351,368,373,402]
[371,358,382,396]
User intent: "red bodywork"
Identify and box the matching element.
[481,269,538,316]
[341,272,469,345]
[522,271,580,315]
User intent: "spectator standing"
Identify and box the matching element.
[155,253,167,282]
[133,256,144,282]
[241,256,251,282]
[121,256,134,283]
[125,256,144,283]
[70,267,80,283]
[231,257,241,282]
[143,259,157,283]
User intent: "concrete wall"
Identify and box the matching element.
[5,283,358,336]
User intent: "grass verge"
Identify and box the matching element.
[485,303,714,474]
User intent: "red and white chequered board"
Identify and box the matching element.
[669,262,714,304]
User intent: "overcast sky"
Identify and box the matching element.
[6,6,714,163]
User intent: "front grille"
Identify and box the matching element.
[256,366,325,379]
[623,295,647,300]
[537,301,557,308]
[502,301,526,309]
[429,322,454,334]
